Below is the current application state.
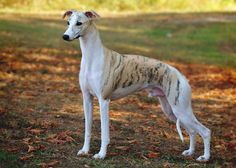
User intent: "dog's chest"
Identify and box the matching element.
[79,67,103,97]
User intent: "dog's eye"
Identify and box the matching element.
[76,22,82,26]
[67,21,70,25]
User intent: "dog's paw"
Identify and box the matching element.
[93,152,106,159]
[182,149,194,156]
[196,155,210,162]
[77,149,89,156]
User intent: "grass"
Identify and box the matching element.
[146,22,236,66]
[0,12,236,67]
[0,12,236,168]
[0,150,21,168]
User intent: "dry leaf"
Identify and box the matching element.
[23,138,31,143]
[215,145,222,149]
[29,129,44,135]
[38,160,59,168]
[20,154,34,161]
[115,146,130,151]
[162,130,171,139]
[139,153,148,160]
[147,151,159,158]
[7,146,19,153]
[47,131,75,144]
[47,138,65,144]
[227,140,236,150]
[38,144,46,151]
[25,108,34,113]
[47,134,57,139]
[27,145,35,153]
[47,160,59,167]
[128,139,139,144]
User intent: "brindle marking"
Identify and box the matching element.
[175,80,180,105]
[101,51,183,104]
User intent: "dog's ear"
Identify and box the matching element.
[62,10,73,19]
[84,10,100,20]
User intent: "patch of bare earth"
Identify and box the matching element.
[0,48,235,167]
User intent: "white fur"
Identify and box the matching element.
[176,118,184,143]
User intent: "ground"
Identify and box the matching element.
[0,12,236,168]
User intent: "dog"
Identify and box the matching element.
[62,10,211,162]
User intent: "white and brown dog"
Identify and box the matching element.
[62,10,211,162]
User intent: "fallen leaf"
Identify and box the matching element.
[7,146,19,153]
[139,152,148,160]
[22,138,33,147]
[47,134,57,139]
[47,131,75,144]
[215,145,223,149]
[128,139,139,144]
[147,151,159,158]
[84,164,90,168]
[227,140,236,150]
[161,130,171,139]
[38,160,59,168]
[20,154,34,161]
[57,130,75,142]
[115,146,130,151]
[29,129,44,135]
[47,138,65,144]
[0,107,5,114]
[47,160,59,167]
[108,152,119,156]
[38,144,46,151]
[25,108,34,113]
[27,145,35,153]
[23,138,31,143]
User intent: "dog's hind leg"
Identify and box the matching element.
[193,118,211,162]
[159,96,197,156]
[181,122,196,156]
[172,105,211,162]
[158,96,186,142]
[158,96,177,122]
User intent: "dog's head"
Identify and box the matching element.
[62,10,100,41]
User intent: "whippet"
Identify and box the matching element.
[62,10,211,162]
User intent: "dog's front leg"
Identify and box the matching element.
[93,98,110,159]
[77,91,93,155]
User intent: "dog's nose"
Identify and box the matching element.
[62,34,70,41]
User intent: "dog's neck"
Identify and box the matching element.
[79,23,104,62]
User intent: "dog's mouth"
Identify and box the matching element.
[75,34,81,39]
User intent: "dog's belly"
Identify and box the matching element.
[110,83,146,100]
[110,83,165,100]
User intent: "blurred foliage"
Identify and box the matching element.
[0,0,235,12]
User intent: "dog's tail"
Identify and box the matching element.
[176,118,184,143]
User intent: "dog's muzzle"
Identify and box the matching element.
[62,34,80,41]
[62,34,70,41]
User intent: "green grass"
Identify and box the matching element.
[0,18,71,49]
[146,22,236,67]
[0,150,21,168]
[1,13,235,67]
